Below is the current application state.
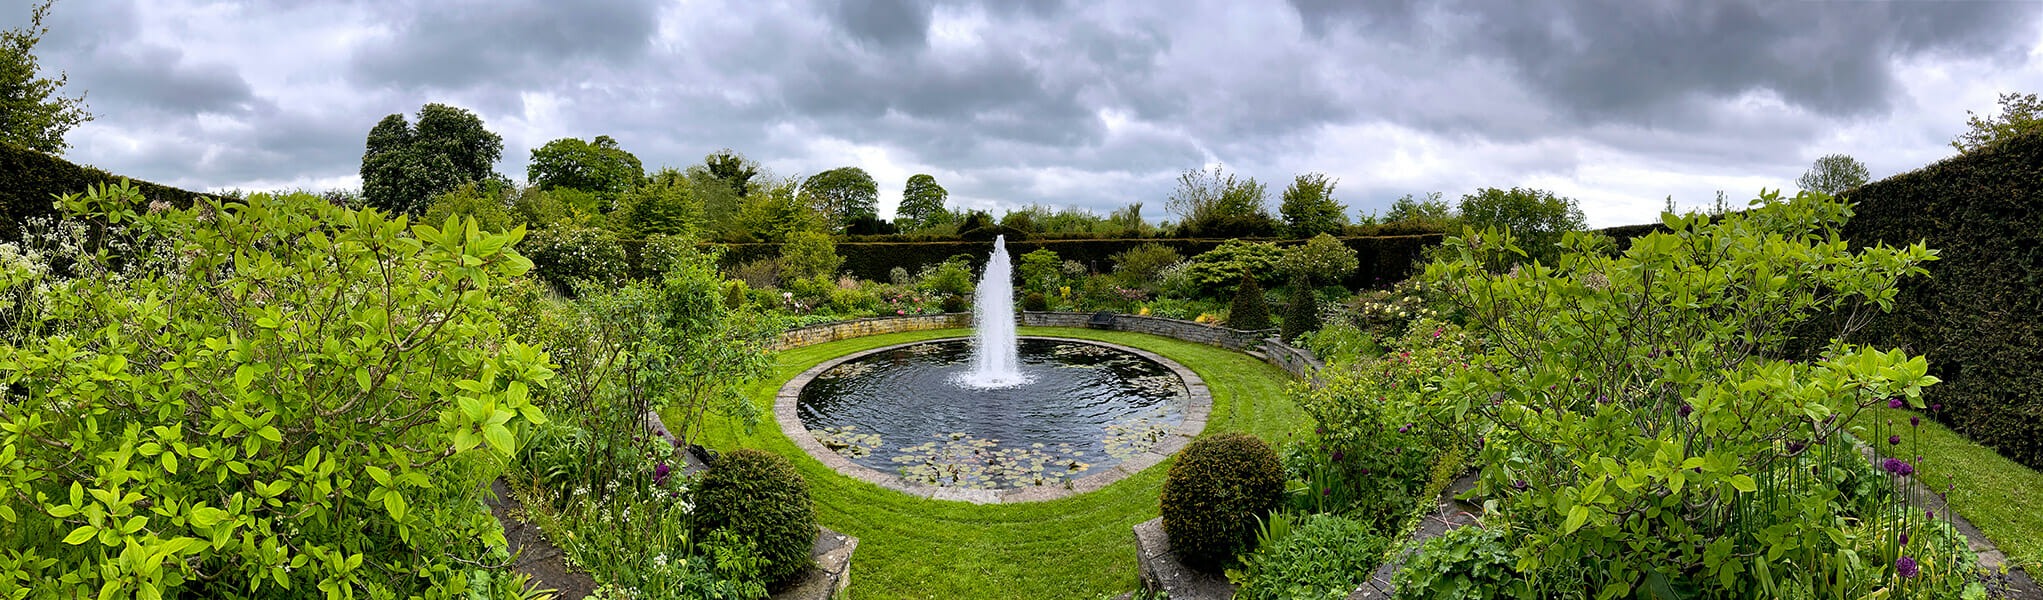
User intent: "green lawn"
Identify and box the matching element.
[1851,407,2043,572]
[667,327,1309,599]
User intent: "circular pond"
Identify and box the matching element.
[794,337,1194,490]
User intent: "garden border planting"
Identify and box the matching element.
[774,336,1213,504]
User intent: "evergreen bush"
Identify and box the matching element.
[1159,432,1286,572]
[694,448,817,586]
[1228,275,1271,330]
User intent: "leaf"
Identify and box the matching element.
[189,507,229,528]
[256,426,282,443]
[1563,505,1590,534]
[384,491,408,522]
[0,504,13,523]
[1728,474,1757,493]
[365,465,392,487]
[482,424,515,456]
[63,525,97,545]
[234,365,254,390]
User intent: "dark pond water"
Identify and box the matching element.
[797,338,1189,489]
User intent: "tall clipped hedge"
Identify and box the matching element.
[1826,129,2043,470]
[1,142,208,241]
[712,234,1443,290]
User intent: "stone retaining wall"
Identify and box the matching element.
[1259,337,1325,383]
[1019,311,1276,352]
[774,313,971,350]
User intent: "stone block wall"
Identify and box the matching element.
[1260,337,1325,383]
[1019,312,1275,352]
[773,312,1326,381]
[773,313,972,350]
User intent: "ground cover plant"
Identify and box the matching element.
[0,184,553,597]
[668,326,1309,599]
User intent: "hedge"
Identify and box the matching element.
[1,142,209,241]
[1816,129,2043,470]
[710,234,1446,290]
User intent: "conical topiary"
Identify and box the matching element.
[1281,275,1320,343]
[1228,275,1271,330]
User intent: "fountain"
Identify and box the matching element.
[962,235,1025,388]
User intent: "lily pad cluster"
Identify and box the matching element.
[811,425,883,459]
[1103,412,1174,460]
[892,432,1094,488]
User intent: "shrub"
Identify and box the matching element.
[888,265,913,285]
[1021,291,1049,312]
[1277,233,1358,285]
[522,225,629,296]
[778,229,842,282]
[723,279,750,309]
[1160,432,1286,572]
[941,294,968,313]
[1389,526,1541,600]
[1232,514,1388,600]
[918,257,975,297]
[1292,320,1474,525]
[1228,276,1271,330]
[730,257,781,290]
[1110,242,1183,287]
[1017,247,1062,294]
[694,449,817,585]
[1280,276,1320,343]
[422,181,515,233]
[1184,239,1283,294]
[0,186,552,597]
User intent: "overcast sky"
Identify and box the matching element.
[13,0,2043,227]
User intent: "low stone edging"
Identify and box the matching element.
[774,336,1213,504]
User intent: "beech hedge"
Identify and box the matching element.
[1,142,207,241]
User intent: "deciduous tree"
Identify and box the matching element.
[1796,153,1870,196]
[1167,164,1278,238]
[527,135,644,199]
[0,0,92,154]
[897,173,949,231]
[1951,92,2043,154]
[1279,172,1347,238]
[360,103,504,216]
[1456,187,1585,267]
[799,167,878,232]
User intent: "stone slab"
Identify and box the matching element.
[1132,517,1236,600]
[772,527,859,600]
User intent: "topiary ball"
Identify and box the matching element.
[1159,432,1286,572]
[941,294,969,313]
[693,448,816,585]
[1021,291,1050,312]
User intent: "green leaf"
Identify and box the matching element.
[365,465,392,487]
[1728,474,1757,493]
[384,491,408,522]
[190,507,229,528]
[1563,505,1590,534]
[0,504,14,523]
[63,525,97,545]
[256,426,282,443]
[482,424,515,456]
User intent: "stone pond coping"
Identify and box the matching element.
[774,336,1214,505]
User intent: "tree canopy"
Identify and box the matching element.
[1796,153,1871,197]
[1167,164,1278,238]
[1951,92,2043,154]
[359,103,504,216]
[799,167,878,232]
[0,0,93,154]
[897,173,950,231]
[1456,187,1585,267]
[1279,172,1347,238]
[527,135,644,199]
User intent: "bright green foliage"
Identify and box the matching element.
[1279,172,1347,238]
[1228,275,1270,330]
[703,149,761,197]
[0,0,92,154]
[1159,432,1286,572]
[1109,243,1182,287]
[1390,526,1541,599]
[1383,192,1458,231]
[1795,153,1870,197]
[616,170,701,238]
[799,167,879,232]
[1279,275,1319,343]
[897,174,950,231]
[1454,187,1585,267]
[1951,92,2043,154]
[521,225,629,295]
[1277,233,1358,285]
[1167,164,1279,238]
[778,230,842,283]
[1016,248,1062,294]
[694,449,816,585]
[735,179,825,243]
[1425,190,1944,595]
[0,184,552,598]
[423,181,516,233]
[527,135,644,200]
[1293,320,1475,524]
[1183,239,1283,294]
[1231,513,1387,600]
[360,103,504,216]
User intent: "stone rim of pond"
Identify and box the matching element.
[775,336,1213,504]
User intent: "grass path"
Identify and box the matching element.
[1850,407,2043,572]
[668,327,1309,599]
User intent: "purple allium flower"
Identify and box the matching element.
[1932,403,1942,412]
[1321,487,1331,496]
[1890,435,1902,446]
[1889,398,1905,409]
[1398,424,1412,434]
[1511,480,1528,491]
[654,462,672,485]
[1679,404,1693,418]
[1597,395,1610,404]
[1786,440,1806,454]
[1911,416,1921,427]
[1899,532,1910,546]
[1331,450,1345,462]
[1895,556,1919,578]
[1359,468,1372,476]
[1316,425,1327,435]
[1927,509,1935,519]
[1883,458,1905,474]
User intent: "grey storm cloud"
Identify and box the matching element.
[18,0,2043,224]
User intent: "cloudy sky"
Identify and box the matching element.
[13,0,2043,227]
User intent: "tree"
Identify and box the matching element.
[704,148,761,197]
[422,181,515,233]
[778,229,842,282]
[1796,154,1870,197]
[1228,275,1271,330]
[1951,92,2043,154]
[735,178,824,243]
[360,103,504,216]
[615,169,700,238]
[1281,273,1320,343]
[799,167,878,232]
[1279,172,1347,238]
[0,0,92,154]
[1383,192,1458,230]
[1107,202,1152,236]
[1277,233,1359,285]
[1456,187,1586,267]
[1167,164,1279,238]
[527,135,643,199]
[897,173,950,231]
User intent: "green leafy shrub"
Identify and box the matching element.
[1021,291,1049,312]
[1293,320,1474,525]
[1231,513,1387,600]
[917,257,974,298]
[1276,233,1358,285]
[1390,526,1544,600]
[694,449,817,585]
[1159,432,1286,572]
[1280,276,1320,343]
[1227,276,1270,330]
[1017,247,1062,294]
[1109,243,1184,287]
[0,185,553,597]
[778,229,842,283]
[522,224,629,296]
[1426,190,1944,594]
[1184,239,1283,295]
[1294,321,1378,365]
[0,143,206,241]
[941,294,968,313]
[423,180,516,233]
